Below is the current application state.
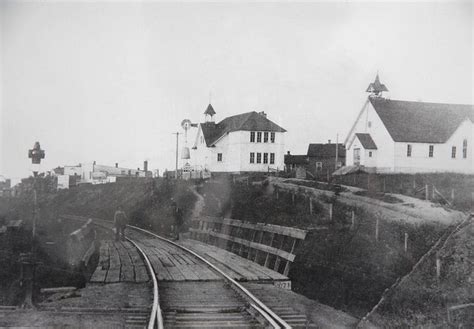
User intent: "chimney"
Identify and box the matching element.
[287,151,291,155]
[328,140,331,144]
[93,160,96,165]
[143,161,148,172]
[115,163,118,168]
[259,111,267,118]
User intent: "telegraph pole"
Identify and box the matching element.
[172,132,181,179]
[335,133,339,170]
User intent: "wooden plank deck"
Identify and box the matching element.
[89,240,149,283]
[126,233,222,282]
[178,238,289,282]
[90,232,285,284]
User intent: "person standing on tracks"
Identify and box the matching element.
[170,198,184,240]
[114,205,128,241]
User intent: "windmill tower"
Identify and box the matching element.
[181,119,192,161]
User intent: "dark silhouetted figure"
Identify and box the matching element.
[171,199,183,240]
[114,205,128,241]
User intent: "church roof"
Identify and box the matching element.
[204,104,216,116]
[200,111,286,146]
[370,97,474,143]
[355,133,378,150]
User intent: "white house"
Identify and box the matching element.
[345,74,474,174]
[190,104,286,173]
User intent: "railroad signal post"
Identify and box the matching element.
[22,141,45,308]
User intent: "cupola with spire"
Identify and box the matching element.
[366,73,388,97]
[204,103,216,122]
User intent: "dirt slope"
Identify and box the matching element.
[362,217,473,327]
[271,177,465,225]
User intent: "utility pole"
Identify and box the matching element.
[172,132,181,179]
[335,133,339,170]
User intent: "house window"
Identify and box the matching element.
[257,132,262,143]
[337,161,342,168]
[270,132,275,143]
[264,132,268,143]
[263,153,268,164]
[270,153,275,164]
[316,162,323,171]
[250,132,255,143]
[250,152,255,163]
[451,146,456,159]
[407,144,412,157]
[217,153,223,162]
[368,121,372,128]
[369,151,373,157]
[200,136,204,144]
[256,153,262,163]
[463,139,468,158]
[429,145,434,158]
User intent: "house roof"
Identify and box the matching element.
[307,143,346,158]
[370,97,474,143]
[200,122,225,146]
[355,133,377,150]
[284,155,308,165]
[200,111,286,146]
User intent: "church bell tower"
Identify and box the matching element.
[204,104,216,122]
[366,73,388,97]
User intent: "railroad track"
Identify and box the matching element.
[65,215,292,329]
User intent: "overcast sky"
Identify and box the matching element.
[1,1,472,182]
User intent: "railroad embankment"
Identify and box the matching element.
[197,176,464,320]
[361,217,473,327]
[0,178,197,306]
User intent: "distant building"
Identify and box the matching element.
[345,74,474,173]
[191,104,287,174]
[0,177,12,197]
[57,161,149,188]
[52,167,64,176]
[306,142,345,178]
[284,152,309,171]
[284,152,308,179]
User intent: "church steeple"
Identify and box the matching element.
[204,104,216,122]
[366,73,388,97]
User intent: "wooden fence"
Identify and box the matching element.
[189,216,307,276]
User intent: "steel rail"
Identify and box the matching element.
[128,224,291,329]
[126,238,163,329]
[61,215,162,329]
[64,215,290,328]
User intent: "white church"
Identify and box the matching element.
[189,104,286,173]
[344,74,474,174]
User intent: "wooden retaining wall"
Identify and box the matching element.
[189,216,307,276]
